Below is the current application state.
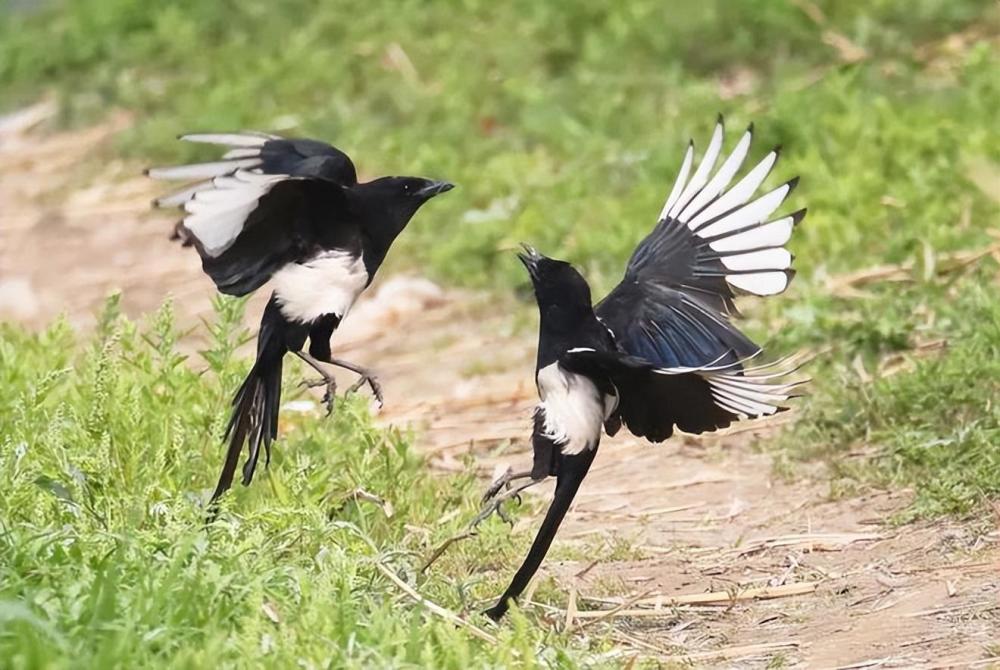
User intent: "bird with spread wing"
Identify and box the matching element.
[147,132,453,506]
[480,117,806,621]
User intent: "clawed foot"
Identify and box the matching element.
[472,472,541,529]
[298,376,337,415]
[345,371,384,409]
[482,467,534,503]
[419,468,542,573]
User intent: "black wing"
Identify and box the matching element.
[596,118,804,369]
[147,133,357,295]
[561,348,802,442]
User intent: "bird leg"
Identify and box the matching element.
[473,476,545,529]
[482,467,536,503]
[327,356,384,408]
[294,351,338,415]
[419,474,544,573]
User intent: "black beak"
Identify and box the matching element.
[417,180,454,198]
[516,243,542,279]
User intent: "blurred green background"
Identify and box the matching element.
[2,0,997,289]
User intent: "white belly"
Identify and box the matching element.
[536,362,614,455]
[272,250,368,323]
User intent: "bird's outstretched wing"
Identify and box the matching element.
[560,348,803,441]
[596,117,804,369]
[147,133,358,295]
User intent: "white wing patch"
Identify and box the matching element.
[179,132,278,147]
[536,362,613,455]
[658,142,693,221]
[146,158,263,181]
[147,132,289,257]
[182,170,287,257]
[705,215,795,253]
[717,248,792,272]
[271,250,369,324]
[656,118,801,297]
[654,357,804,419]
[667,121,723,221]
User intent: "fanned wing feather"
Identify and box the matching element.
[147,132,358,294]
[658,142,694,220]
[597,117,804,375]
[561,348,804,441]
[666,120,724,220]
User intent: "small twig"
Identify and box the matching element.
[573,502,703,520]
[522,576,541,605]
[564,586,578,632]
[573,560,600,579]
[420,529,476,573]
[578,475,737,499]
[581,581,820,610]
[422,477,541,572]
[733,532,882,557]
[925,657,1000,670]
[628,640,801,663]
[575,589,656,631]
[828,658,897,670]
[904,600,997,618]
[332,488,393,517]
[374,561,497,644]
[610,630,678,657]
[899,560,998,576]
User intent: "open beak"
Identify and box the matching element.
[516,243,542,279]
[417,180,455,198]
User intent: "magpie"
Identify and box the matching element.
[482,118,806,621]
[146,131,453,504]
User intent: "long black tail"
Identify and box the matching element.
[484,448,598,621]
[209,299,287,506]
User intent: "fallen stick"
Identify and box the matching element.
[733,532,882,556]
[903,600,997,618]
[374,561,497,644]
[581,581,819,610]
[576,589,656,631]
[639,640,800,663]
[419,529,476,573]
[578,474,737,498]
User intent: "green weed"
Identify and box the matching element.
[0,298,601,668]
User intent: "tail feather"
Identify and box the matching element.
[210,355,283,504]
[209,309,286,506]
[484,448,597,621]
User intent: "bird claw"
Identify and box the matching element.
[471,494,519,530]
[482,467,516,503]
[298,376,337,415]
[298,377,328,389]
[481,468,534,504]
[346,372,384,408]
[495,502,515,527]
[471,478,538,529]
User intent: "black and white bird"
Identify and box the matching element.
[482,118,806,621]
[146,131,453,504]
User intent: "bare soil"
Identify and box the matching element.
[2,110,997,669]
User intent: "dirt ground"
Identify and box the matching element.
[2,108,997,669]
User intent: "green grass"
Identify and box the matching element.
[778,264,1000,518]
[1,0,1000,664]
[0,297,606,668]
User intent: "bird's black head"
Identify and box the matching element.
[517,244,594,318]
[352,175,454,243]
[361,175,453,215]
